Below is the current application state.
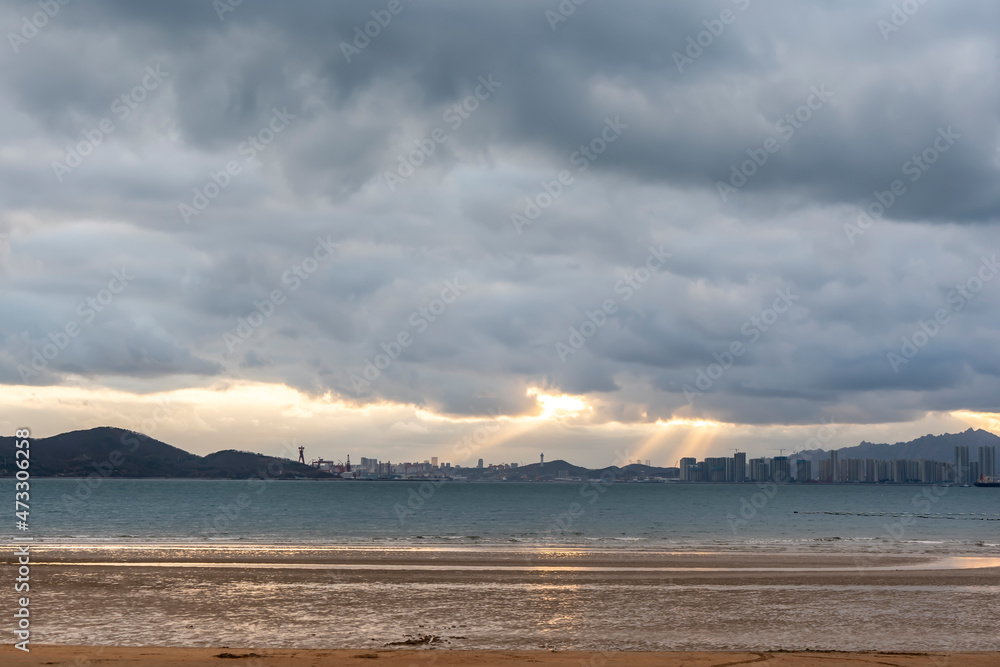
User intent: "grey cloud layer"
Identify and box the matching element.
[1,0,999,426]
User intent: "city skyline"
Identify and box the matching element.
[295,436,998,484]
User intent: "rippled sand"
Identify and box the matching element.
[5,545,999,652]
[4,646,998,667]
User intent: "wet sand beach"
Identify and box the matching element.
[3,645,998,667]
[4,546,999,652]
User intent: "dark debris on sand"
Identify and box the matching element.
[385,634,447,647]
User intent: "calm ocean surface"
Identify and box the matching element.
[8,478,1000,553]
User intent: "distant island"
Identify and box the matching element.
[0,427,326,480]
[1,426,997,483]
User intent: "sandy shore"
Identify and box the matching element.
[6,547,999,652]
[3,646,997,666]
[17,543,1000,568]
[14,545,1000,587]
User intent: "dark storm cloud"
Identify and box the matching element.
[1,0,999,428]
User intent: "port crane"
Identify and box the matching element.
[308,455,354,477]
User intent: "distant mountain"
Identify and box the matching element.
[497,459,679,479]
[7,425,991,479]
[790,428,1000,463]
[514,459,593,477]
[196,449,326,479]
[0,426,330,479]
[594,463,680,479]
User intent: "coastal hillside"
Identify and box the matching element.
[791,427,1000,463]
[0,426,328,479]
[510,459,679,480]
[4,426,995,478]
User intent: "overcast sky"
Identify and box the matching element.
[2,0,999,467]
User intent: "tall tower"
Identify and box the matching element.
[297,446,305,464]
[772,456,791,484]
[955,445,969,484]
[540,453,544,470]
[733,452,746,483]
[979,445,995,480]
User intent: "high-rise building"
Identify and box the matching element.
[954,446,970,484]
[749,457,770,482]
[477,458,484,469]
[830,450,839,483]
[919,460,939,484]
[733,452,746,482]
[705,457,728,482]
[679,457,697,482]
[844,458,863,482]
[865,459,877,483]
[979,446,996,480]
[431,457,438,467]
[771,456,791,483]
[796,459,811,482]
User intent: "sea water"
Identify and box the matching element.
[8,478,999,553]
